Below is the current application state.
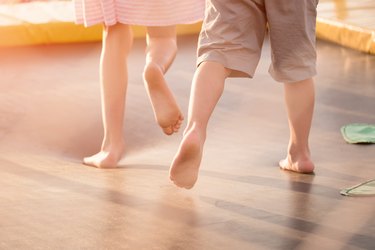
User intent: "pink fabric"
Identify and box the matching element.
[74,0,205,27]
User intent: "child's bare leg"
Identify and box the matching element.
[279,78,315,173]
[84,24,133,168]
[169,62,231,188]
[143,26,183,135]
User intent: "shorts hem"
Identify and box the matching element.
[197,52,258,78]
[269,68,317,83]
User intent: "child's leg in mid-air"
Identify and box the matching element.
[84,23,133,168]
[169,62,231,189]
[143,26,184,135]
[279,78,315,173]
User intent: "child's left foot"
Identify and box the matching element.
[279,156,315,173]
[143,62,184,135]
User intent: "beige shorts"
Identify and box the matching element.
[197,0,319,82]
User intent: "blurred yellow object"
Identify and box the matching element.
[317,0,375,54]
[0,2,100,46]
[316,17,375,55]
[0,0,374,55]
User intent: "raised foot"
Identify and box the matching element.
[143,62,184,135]
[169,130,203,189]
[279,157,315,174]
[161,114,184,136]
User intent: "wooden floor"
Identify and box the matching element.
[0,35,374,249]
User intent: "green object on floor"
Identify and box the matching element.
[341,123,375,144]
[341,179,375,196]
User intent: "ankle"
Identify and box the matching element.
[287,144,311,162]
[101,138,125,152]
[183,123,206,142]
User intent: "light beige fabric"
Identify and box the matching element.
[197,0,319,82]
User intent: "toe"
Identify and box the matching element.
[278,158,290,170]
[173,124,180,132]
[83,156,94,165]
[163,126,174,135]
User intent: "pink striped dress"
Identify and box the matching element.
[74,0,205,27]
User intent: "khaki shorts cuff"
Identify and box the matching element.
[197,51,258,78]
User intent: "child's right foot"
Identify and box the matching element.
[83,144,124,168]
[169,129,204,189]
[143,62,184,135]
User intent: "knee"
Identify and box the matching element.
[143,61,163,82]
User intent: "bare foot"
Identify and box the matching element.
[279,156,315,174]
[169,129,204,189]
[83,143,125,168]
[143,62,184,135]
